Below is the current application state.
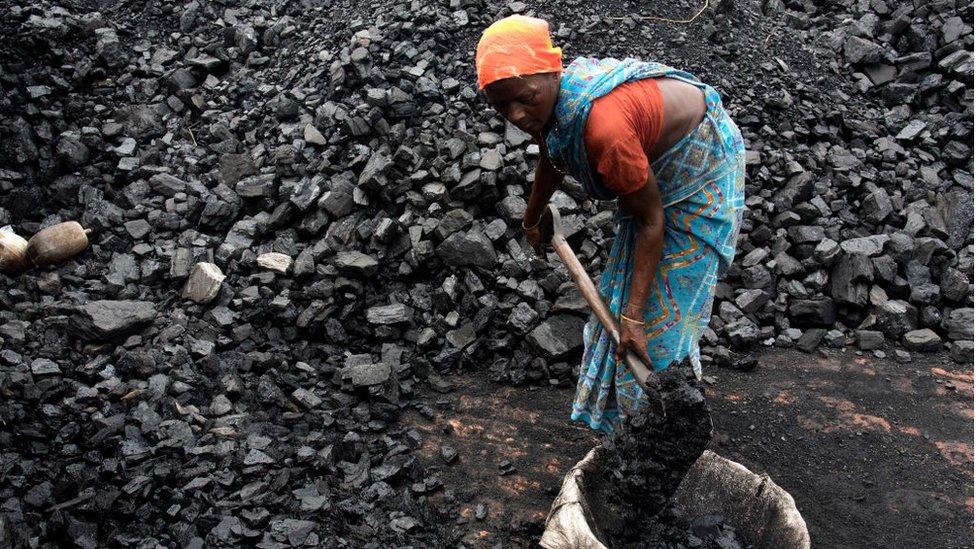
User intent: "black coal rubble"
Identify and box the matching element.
[0,0,971,547]
[586,360,735,548]
[600,362,714,545]
[726,0,974,366]
[623,510,753,549]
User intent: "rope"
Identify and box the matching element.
[609,0,710,23]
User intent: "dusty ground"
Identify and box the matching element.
[404,348,974,548]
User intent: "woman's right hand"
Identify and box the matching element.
[522,207,553,256]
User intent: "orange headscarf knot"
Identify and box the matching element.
[475,15,563,90]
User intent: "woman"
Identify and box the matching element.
[476,16,746,433]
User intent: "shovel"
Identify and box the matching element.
[536,204,662,401]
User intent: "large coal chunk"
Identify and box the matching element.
[527,314,586,359]
[435,227,496,268]
[71,300,157,341]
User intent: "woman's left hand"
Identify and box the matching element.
[616,318,653,368]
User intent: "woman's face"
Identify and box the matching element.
[484,72,560,137]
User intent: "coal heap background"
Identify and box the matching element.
[0,0,972,547]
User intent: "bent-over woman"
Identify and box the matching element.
[475,15,746,433]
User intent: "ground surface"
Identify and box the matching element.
[406,348,974,548]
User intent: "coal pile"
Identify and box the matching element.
[0,0,972,546]
[601,362,713,544]
[624,509,753,549]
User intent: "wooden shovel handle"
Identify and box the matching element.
[542,205,660,394]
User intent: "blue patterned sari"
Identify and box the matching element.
[545,58,746,433]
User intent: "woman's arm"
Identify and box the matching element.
[615,170,666,366]
[524,150,562,226]
[522,149,564,253]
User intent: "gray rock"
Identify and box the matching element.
[740,248,768,268]
[497,195,527,223]
[0,321,27,343]
[358,151,392,190]
[170,248,193,279]
[856,330,885,351]
[527,315,586,359]
[342,362,392,387]
[166,67,197,92]
[367,303,414,325]
[552,287,590,315]
[864,63,896,86]
[772,172,814,213]
[148,173,187,197]
[824,329,846,348]
[505,122,531,147]
[236,174,276,198]
[940,268,970,302]
[813,239,841,265]
[303,124,327,145]
[508,302,539,334]
[943,16,967,42]
[788,225,825,243]
[484,218,508,241]
[333,251,379,276]
[243,449,274,466]
[256,252,292,274]
[96,29,129,68]
[270,519,317,546]
[440,445,459,464]
[949,340,974,364]
[796,329,826,353]
[182,262,225,304]
[290,176,323,211]
[725,317,760,349]
[319,178,355,217]
[291,388,322,409]
[909,283,940,305]
[844,35,885,64]
[773,251,804,277]
[839,235,888,257]
[446,322,476,349]
[942,308,974,340]
[31,358,61,376]
[876,300,918,339]
[186,54,222,71]
[941,188,973,249]
[788,299,837,326]
[72,300,157,341]
[436,228,497,268]
[57,135,89,168]
[217,218,258,262]
[434,209,474,240]
[452,169,483,200]
[123,219,152,240]
[895,120,926,141]
[115,104,165,139]
[902,329,941,352]
[734,289,769,314]
[479,148,503,171]
[211,394,232,416]
[830,253,873,306]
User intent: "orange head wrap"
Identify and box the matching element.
[475,15,563,90]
